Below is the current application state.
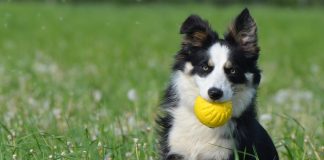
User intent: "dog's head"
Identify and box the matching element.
[174,9,261,116]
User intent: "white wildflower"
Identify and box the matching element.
[93,90,102,102]
[125,152,132,157]
[127,89,137,101]
[320,146,324,152]
[273,89,290,104]
[53,108,62,119]
[128,115,136,128]
[28,97,37,107]
[91,135,97,141]
[260,113,272,122]
[104,153,112,160]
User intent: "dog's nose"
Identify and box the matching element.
[208,88,223,100]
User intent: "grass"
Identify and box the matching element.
[0,2,323,159]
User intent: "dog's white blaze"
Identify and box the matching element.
[194,43,233,102]
[169,71,234,159]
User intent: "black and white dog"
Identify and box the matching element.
[157,8,279,160]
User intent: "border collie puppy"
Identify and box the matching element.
[157,8,279,160]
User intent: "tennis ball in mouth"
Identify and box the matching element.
[194,96,232,128]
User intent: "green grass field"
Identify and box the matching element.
[0,3,323,159]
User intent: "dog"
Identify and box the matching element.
[156,8,279,160]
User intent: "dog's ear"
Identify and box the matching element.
[226,8,259,58]
[180,15,214,47]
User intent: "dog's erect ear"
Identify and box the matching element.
[180,15,214,47]
[226,8,259,56]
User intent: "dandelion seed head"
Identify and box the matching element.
[7,134,12,141]
[98,141,102,147]
[133,138,139,143]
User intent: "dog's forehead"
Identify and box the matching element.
[208,42,230,66]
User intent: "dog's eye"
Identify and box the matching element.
[202,65,209,71]
[230,68,237,74]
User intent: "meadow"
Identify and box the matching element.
[0,3,323,160]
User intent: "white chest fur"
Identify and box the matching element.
[168,106,235,160]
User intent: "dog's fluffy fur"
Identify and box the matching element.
[156,8,279,160]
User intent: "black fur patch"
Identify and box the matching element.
[156,85,178,159]
[180,15,218,48]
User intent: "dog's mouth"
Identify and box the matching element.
[199,95,233,104]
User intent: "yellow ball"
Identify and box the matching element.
[194,96,232,128]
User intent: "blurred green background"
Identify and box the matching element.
[0,0,323,160]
